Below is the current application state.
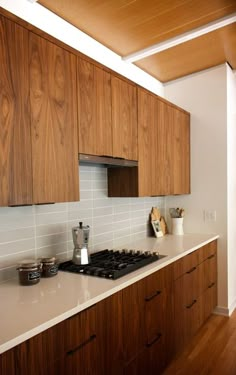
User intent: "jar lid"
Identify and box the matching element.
[40,256,56,263]
[18,259,41,269]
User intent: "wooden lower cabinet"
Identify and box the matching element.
[0,241,217,375]
[173,240,217,356]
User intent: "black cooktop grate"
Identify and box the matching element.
[58,249,166,280]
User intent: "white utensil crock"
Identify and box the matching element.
[171,218,184,235]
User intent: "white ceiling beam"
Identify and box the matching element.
[122,13,236,63]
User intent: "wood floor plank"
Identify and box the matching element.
[163,311,236,375]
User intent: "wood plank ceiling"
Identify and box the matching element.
[38,0,236,82]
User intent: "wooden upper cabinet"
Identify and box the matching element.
[137,88,155,196]
[78,58,112,157]
[111,76,137,160]
[138,88,190,196]
[0,16,32,206]
[138,88,173,196]
[29,33,79,203]
[172,108,190,194]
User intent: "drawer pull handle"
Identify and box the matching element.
[207,254,215,260]
[208,282,215,289]
[186,299,197,309]
[186,266,197,274]
[67,334,96,355]
[145,290,161,302]
[146,333,162,347]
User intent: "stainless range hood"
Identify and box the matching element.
[79,154,138,167]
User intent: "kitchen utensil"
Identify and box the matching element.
[72,222,91,265]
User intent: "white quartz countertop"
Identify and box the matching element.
[0,233,219,354]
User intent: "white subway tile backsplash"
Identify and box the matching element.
[113,204,131,214]
[36,242,68,259]
[36,232,68,248]
[113,212,132,222]
[80,190,93,200]
[0,214,34,231]
[68,208,93,221]
[92,198,112,209]
[0,167,165,282]
[80,180,93,190]
[0,249,36,268]
[92,190,108,199]
[36,223,68,237]
[0,238,35,256]
[93,207,113,217]
[92,179,107,190]
[34,203,68,214]
[35,212,68,226]
[0,227,35,243]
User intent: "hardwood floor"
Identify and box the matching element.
[163,311,236,375]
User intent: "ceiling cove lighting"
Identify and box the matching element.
[122,13,236,63]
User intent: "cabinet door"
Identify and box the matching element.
[29,32,79,203]
[153,100,173,195]
[122,278,146,363]
[174,267,200,353]
[0,349,15,375]
[138,88,156,196]
[0,16,32,206]
[14,320,65,375]
[65,335,98,375]
[96,292,124,375]
[172,108,190,194]
[78,58,112,156]
[112,76,137,160]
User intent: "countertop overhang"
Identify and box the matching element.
[0,233,219,354]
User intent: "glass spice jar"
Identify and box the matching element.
[17,260,42,286]
[40,257,58,277]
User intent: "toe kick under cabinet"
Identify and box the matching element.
[0,240,217,375]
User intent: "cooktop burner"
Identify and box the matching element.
[59,249,166,280]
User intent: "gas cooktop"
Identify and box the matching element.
[59,249,166,280]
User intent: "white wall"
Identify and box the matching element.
[0,0,164,96]
[227,65,236,313]
[164,65,228,310]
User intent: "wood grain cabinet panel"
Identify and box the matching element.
[0,16,32,206]
[78,58,112,157]
[137,88,156,196]
[96,291,124,375]
[29,32,79,203]
[0,349,16,375]
[108,87,190,197]
[172,108,190,194]
[111,76,138,160]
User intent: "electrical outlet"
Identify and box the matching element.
[204,210,216,222]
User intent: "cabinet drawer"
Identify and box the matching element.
[65,305,96,353]
[174,265,199,307]
[198,240,217,263]
[198,252,217,294]
[173,250,199,280]
[145,289,166,345]
[199,283,217,325]
[145,265,172,297]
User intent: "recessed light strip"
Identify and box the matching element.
[122,13,236,63]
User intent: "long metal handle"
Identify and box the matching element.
[146,333,162,347]
[145,290,161,302]
[67,334,96,355]
[186,266,197,274]
[207,254,215,260]
[186,299,197,309]
[208,282,215,289]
